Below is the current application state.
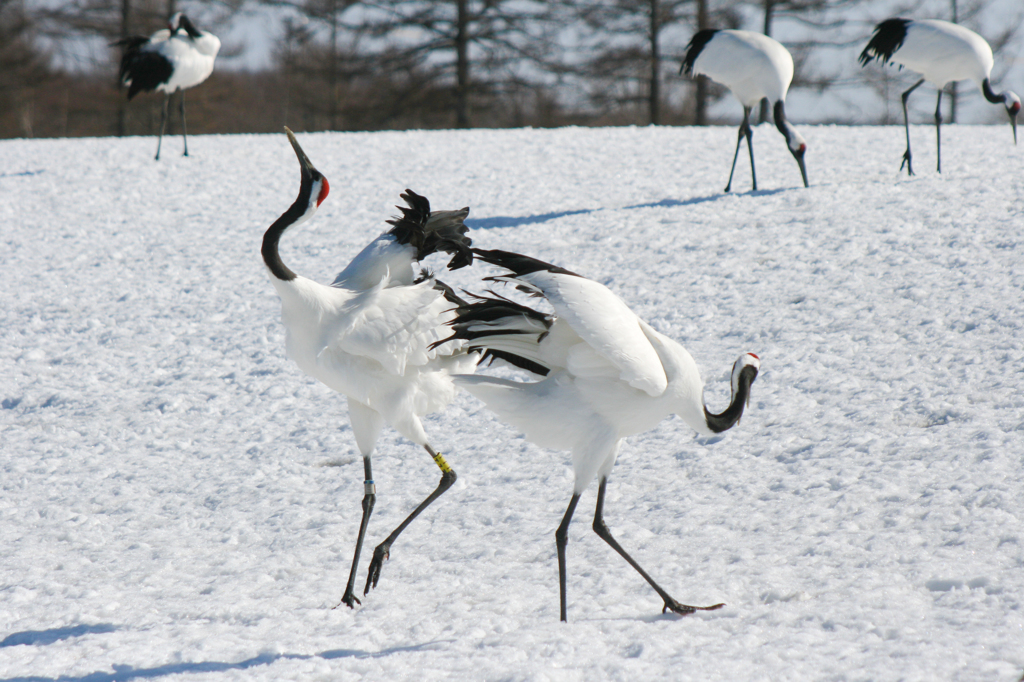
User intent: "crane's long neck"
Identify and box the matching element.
[774,100,809,188]
[703,355,759,434]
[262,129,329,283]
[262,173,320,282]
[982,78,1012,106]
[981,78,1020,144]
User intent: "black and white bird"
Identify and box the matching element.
[114,13,221,160]
[262,128,477,609]
[859,18,1020,175]
[444,249,760,622]
[681,29,809,192]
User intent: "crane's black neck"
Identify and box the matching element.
[703,364,758,434]
[262,177,316,282]
[981,79,1000,105]
[773,101,793,143]
[176,15,202,40]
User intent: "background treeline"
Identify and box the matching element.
[2,0,1021,139]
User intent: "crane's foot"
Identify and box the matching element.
[900,149,915,176]
[662,599,725,616]
[337,587,361,610]
[364,542,391,595]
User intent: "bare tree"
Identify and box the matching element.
[0,0,52,137]
[352,0,556,128]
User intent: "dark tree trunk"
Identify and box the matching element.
[115,0,131,136]
[455,0,470,128]
[649,0,660,125]
[694,0,708,125]
[759,0,774,124]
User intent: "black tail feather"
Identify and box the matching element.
[472,248,581,279]
[434,289,553,376]
[113,36,173,99]
[681,29,719,76]
[859,18,910,68]
[388,189,473,270]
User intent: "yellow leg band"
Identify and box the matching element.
[431,451,453,474]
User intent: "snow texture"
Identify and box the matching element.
[1,125,1023,681]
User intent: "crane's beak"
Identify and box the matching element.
[284,127,329,207]
[792,145,809,188]
[1011,108,1019,145]
[285,127,317,179]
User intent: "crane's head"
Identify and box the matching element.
[169,13,202,39]
[1007,92,1020,145]
[703,352,760,434]
[787,131,809,189]
[731,353,760,409]
[285,127,330,225]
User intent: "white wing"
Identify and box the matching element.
[520,271,668,397]
[322,276,454,377]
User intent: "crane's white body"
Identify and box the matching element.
[126,24,220,95]
[681,29,808,189]
[884,20,993,88]
[154,29,220,93]
[690,30,794,107]
[268,238,474,452]
[455,269,751,494]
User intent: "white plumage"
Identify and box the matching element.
[115,13,221,159]
[859,18,1020,175]
[681,29,809,191]
[261,128,476,609]
[447,250,760,621]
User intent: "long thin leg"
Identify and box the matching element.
[179,90,189,157]
[724,107,753,193]
[364,445,457,596]
[555,492,581,622]
[934,89,943,173]
[336,455,376,609]
[900,78,925,176]
[155,93,170,161]
[591,478,724,617]
[744,107,757,191]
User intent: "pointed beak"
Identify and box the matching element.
[284,127,318,179]
[793,147,809,188]
[1011,111,1018,145]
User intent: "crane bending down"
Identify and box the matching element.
[859,18,1020,175]
[443,249,760,622]
[262,128,477,609]
[114,13,220,160]
[681,29,809,192]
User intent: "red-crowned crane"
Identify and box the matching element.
[443,249,760,622]
[114,13,221,160]
[262,128,477,609]
[859,18,1020,175]
[681,29,809,192]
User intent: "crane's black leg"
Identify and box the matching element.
[725,107,753,192]
[743,107,757,191]
[180,90,189,157]
[591,477,724,617]
[900,79,925,176]
[155,93,170,161]
[364,445,457,596]
[555,492,581,622]
[934,89,943,173]
[336,455,376,609]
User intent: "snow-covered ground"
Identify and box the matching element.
[1,125,1023,681]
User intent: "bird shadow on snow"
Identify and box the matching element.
[0,636,452,682]
[464,189,787,230]
[0,625,118,648]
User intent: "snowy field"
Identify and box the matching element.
[1,125,1023,681]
